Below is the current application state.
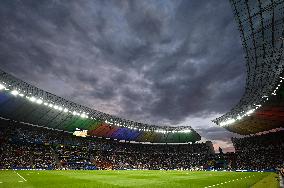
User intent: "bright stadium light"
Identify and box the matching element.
[29,96,36,102]
[246,109,255,115]
[11,90,19,96]
[220,118,236,126]
[36,99,43,104]
[63,108,68,113]
[220,122,226,126]
[58,106,63,111]
[80,113,87,118]
[44,102,48,106]
[0,84,5,90]
[19,93,24,97]
[181,129,191,133]
[48,104,54,108]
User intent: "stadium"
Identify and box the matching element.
[0,0,284,188]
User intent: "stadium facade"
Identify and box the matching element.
[0,69,200,143]
[213,0,284,135]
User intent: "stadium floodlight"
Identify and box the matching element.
[44,102,48,106]
[220,118,236,126]
[19,93,24,97]
[11,90,19,96]
[53,105,59,110]
[29,96,36,102]
[63,108,68,113]
[36,99,43,104]
[227,119,235,124]
[58,106,63,111]
[0,84,5,90]
[80,113,87,118]
[181,129,191,133]
[246,109,255,115]
[48,104,54,108]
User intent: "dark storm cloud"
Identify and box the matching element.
[0,0,246,151]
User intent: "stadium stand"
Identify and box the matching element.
[0,119,213,170]
[1,118,283,171]
[232,130,284,171]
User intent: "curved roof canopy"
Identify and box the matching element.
[0,70,200,143]
[213,0,284,134]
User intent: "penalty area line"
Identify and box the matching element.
[14,171,27,182]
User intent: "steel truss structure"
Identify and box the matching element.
[0,69,200,143]
[213,0,284,134]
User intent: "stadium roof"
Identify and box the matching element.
[213,0,284,135]
[0,69,200,143]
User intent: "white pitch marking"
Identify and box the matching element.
[18,181,23,183]
[14,171,27,182]
[0,182,3,183]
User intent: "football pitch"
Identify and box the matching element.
[0,170,279,188]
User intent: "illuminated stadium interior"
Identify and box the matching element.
[0,0,284,188]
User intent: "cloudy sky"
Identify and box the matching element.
[0,0,246,152]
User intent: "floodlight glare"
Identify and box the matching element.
[80,114,87,118]
[36,99,43,104]
[181,129,191,133]
[11,90,19,96]
[29,96,36,102]
[246,109,255,115]
[0,84,5,90]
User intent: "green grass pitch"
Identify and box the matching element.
[0,170,279,188]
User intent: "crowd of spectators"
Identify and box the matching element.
[232,130,284,170]
[0,119,283,171]
[0,120,213,170]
